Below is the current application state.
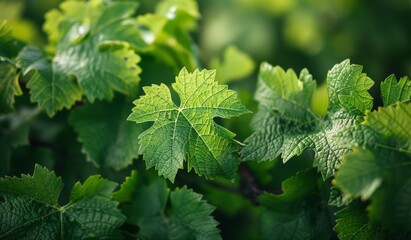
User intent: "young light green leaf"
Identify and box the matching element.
[137,0,200,70]
[0,62,22,113]
[242,61,360,179]
[365,103,411,150]
[69,96,144,170]
[19,0,144,116]
[241,63,318,163]
[17,46,82,116]
[0,164,125,239]
[381,74,411,107]
[209,46,255,84]
[0,20,24,58]
[128,68,250,182]
[327,59,374,115]
[44,0,143,101]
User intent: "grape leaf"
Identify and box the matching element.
[0,21,23,113]
[0,62,22,113]
[137,0,199,70]
[18,0,144,116]
[242,60,371,179]
[115,174,221,240]
[260,211,313,240]
[258,169,332,240]
[69,95,144,170]
[381,74,411,107]
[209,46,255,84]
[335,148,383,200]
[0,20,24,58]
[365,103,411,151]
[17,46,82,116]
[334,203,384,240]
[335,103,411,230]
[369,178,411,231]
[327,59,374,115]
[128,68,250,182]
[0,164,125,239]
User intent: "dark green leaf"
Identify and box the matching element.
[0,164,125,239]
[70,95,144,170]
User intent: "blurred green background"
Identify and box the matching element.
[2,0,410,84]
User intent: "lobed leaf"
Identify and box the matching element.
[128,68,250,182]
[116,173,221,240]
[242,60,367,179]
[380,74,411,107]
[18,0,144,116]
[0,62,22,113]
[17,46,82,116]
[327,59,374,115]
[0,164,125,239]
[334,203,384,240]
[69,95,144,170]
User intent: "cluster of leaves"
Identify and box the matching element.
[1,0,410,239]
[242,60,411,239]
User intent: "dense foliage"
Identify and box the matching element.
[1,0,410,239]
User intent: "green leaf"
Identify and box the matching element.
[17,46,82,116]
[365,103,411,150]
[334,203,384,240]
[120,179,170,239]
[0,20,24,58]
[335,103,411,230]
[209,46,255,84]
[0,164,125,239]
[137,0,200,70]
[369,178,411,231]
[18,0,144,116]
[128,68,250,182]
[335,148,383,200]
[241,63,317,162]
[69,95,144,170]
[112,170,138,203]
[116,174,221,239]
[242,61,363,179]
[169,187,221,240]
[258,168,318,210]
[260,211,313,240]
[381,74,411,106]
[328,186,352,207]
[0,61,22,113]
[258,169,332,240]
[327,59,374,115]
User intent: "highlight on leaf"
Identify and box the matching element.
[242,59,372,179]
[128,67,250,182]
[17,0,144,116]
